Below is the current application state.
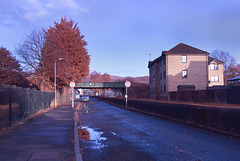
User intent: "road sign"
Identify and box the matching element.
[70,81,76,88]
[125,81,131,88]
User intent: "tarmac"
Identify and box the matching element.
[0,105,80,161]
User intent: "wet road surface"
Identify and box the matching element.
[77,99,240,161]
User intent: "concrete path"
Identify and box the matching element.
[0,105,77,161]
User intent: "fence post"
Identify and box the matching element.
[9,87,12,126]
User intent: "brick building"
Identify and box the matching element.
[148,43,224,99]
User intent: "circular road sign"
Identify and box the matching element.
[70,81,76,88]
[125,81,131,88]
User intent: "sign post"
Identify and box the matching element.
[70,81,76,108]
[125,81,131,107]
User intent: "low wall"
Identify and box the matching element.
[168,86,240,104]
[168,89,228,103]
[99,97,240,137]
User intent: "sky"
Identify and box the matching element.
[1,0,240,77]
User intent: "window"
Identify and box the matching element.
[211,76,219,82]
[163,71,166,79]
[182,55,187,63]
[210,64,218,70]
[164,85,166,94]
[182,70,187,78]
[160,73,162,80]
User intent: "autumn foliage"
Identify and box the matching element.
[89,71,112,82]
[0,47,22,85]
[14,17,90,90]
[43,17,90,88]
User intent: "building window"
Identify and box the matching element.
[210,64,218,70]
[182,70,187,78]
[164,85,166,93]
[211,76,219,82]
[160,73,162,80]
[163,57,166,65]
[182,55,187,63]
[163,71,166,79]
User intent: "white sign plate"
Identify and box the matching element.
[70,81,76,88]
[125,81,131,88]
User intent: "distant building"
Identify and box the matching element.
[208,56,225,87]
[148,43,224,99]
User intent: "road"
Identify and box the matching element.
[77,99,240,161]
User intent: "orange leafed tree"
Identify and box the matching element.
[89,71,102,82]
[89,71,112,82]
[43,17,90,88]
[0,47,22,85]
[228,64,240,78]
[101,73,112,82]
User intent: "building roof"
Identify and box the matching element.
[208,56,225,64]
[148,43,213,68]
[164,43,210,55]
[228,75,240,81]
[148,54,165,68]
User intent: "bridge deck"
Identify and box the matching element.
[75,82,125,89]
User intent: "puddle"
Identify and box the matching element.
[78,126,108,150]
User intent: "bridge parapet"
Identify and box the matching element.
[75,82,125,89]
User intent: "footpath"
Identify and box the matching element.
[0,105,78,161]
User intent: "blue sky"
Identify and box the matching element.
[1,0,240,77]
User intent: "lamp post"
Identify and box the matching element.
[54,58,64,107]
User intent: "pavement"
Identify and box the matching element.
[0,105,78,161]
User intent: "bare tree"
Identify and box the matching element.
[211,50,236,71]
[211,49,236,83]
[16,27,45,71]
[15,27,48,90]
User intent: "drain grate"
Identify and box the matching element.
[30,152,59,160]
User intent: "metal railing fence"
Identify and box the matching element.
[0,85,54,127]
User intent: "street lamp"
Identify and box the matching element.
[54,58,64,107]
